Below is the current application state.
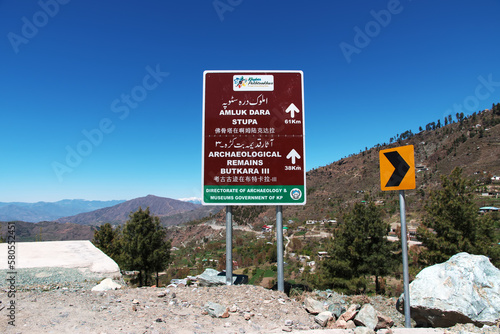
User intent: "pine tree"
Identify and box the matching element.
[317,201,398,294]
[92,223,124,267]
[122,207,171,286]
[418,168,499,267]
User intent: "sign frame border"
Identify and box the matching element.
[379,145,416,191]
[202,70,306,206]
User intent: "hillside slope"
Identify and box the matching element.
[197,107,500,229]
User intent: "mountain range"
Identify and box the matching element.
[1,195,221,241]
[55,195,212,226]
[0,199,125,222]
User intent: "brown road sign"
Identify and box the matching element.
[379,145,415,191]
[202,71,306,205]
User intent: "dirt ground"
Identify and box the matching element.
[1,284,498,334]
[1,284,317,334]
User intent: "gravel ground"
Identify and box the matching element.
[0,269,498,334]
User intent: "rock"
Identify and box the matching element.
[91,278,121,292]
[331,319,348,329]
[284,319,293,326]
[377,330,393,334]
[197,269,233,287]
[325,316,336,329]
[346,320,356,329]
[314,311,333,327]
[339,303,360,321]
[132,299,140,304]
[397,252,500,327]
[327,302,346,319]
[376,312,394,330]
[304,297,324,314]
[204,302,229,318]
[354,327,375,334]
[326,291,347,305]
[315,290,328,298]
[354,304,378,330]
[170,278,187,285]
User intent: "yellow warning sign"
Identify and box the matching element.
[379,145,415,191]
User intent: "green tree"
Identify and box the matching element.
[317,201,398,294]
[122,207,171,286]
[92,223,124,267]
[418,167,499,267]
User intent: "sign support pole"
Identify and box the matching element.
[399,190,411,327]
[226,205,233,285]
[276,205,284,292]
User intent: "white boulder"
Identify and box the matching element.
[397,252,500,327]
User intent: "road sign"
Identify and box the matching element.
[379,145,415,191]
[202,71,306,205]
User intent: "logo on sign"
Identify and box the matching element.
[233,75,274,91]
[290,188,302,200]
[234,76,247,89]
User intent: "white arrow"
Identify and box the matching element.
[285,103,300,118]
[286,149,301,164]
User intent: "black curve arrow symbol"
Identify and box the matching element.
[384,151,409,187]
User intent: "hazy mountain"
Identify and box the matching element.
[56,195,205,226]
[0,199,125,223]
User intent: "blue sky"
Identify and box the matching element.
[0,0,499,202]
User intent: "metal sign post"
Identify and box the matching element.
[399,190,411,327]
[276,206,284,292]
[225,206,233,285]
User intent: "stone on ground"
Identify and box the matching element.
[304,297,325,314]
[314,311,333,327]
[204,301,229,318]
[91,278,121,291]
[197,268,234,286]
[354,303,378,330]
[397,252,500,327]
